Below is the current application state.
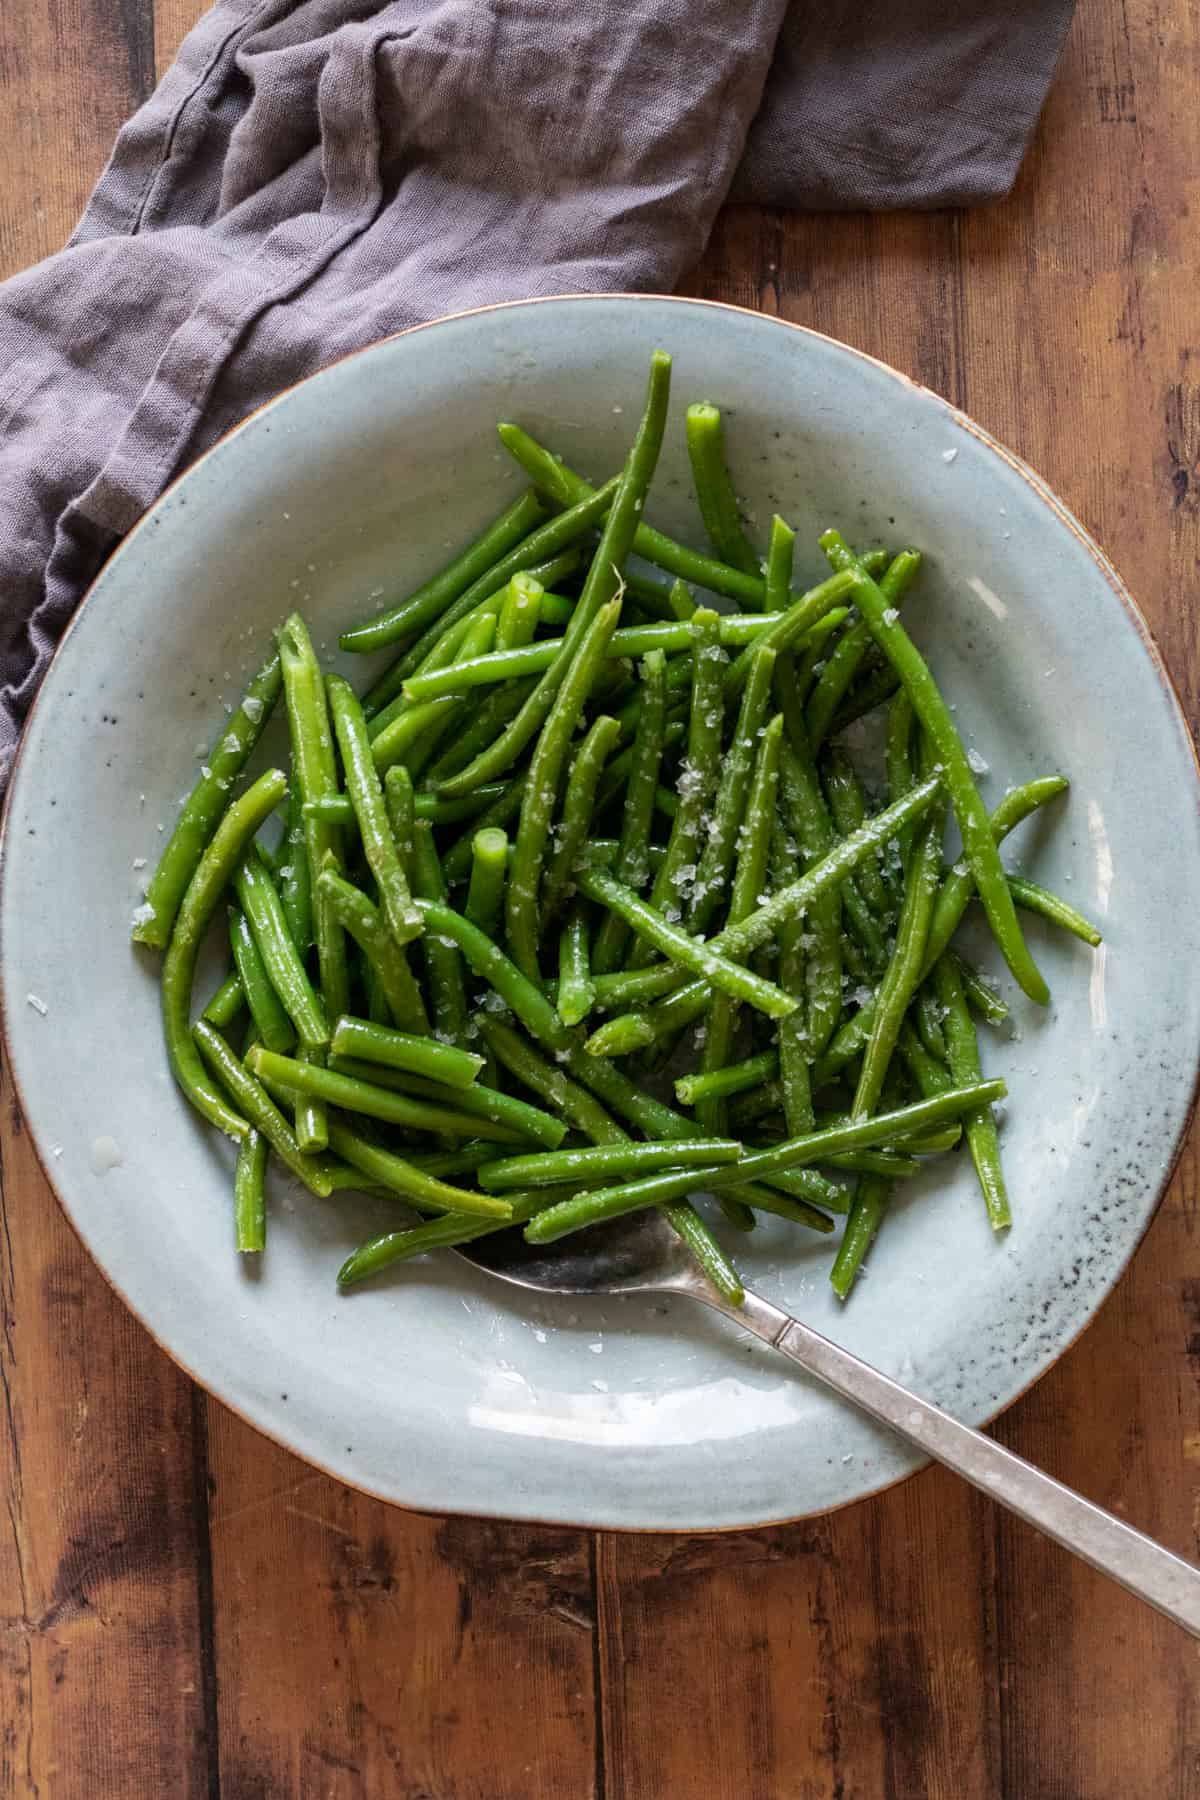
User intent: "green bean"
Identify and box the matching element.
[442,774,530,883]
[735,1181,839,1230]
[193,1019,337,1191]
[329,1016,483,1087]
[684,402,759,576]
[437,354,671,800]
[337,1190,555,1287]
[245,1046,519,1142]
[506,600,623,977]
[414,897,569,1051]
[557,906,597,1028]
[234,849,329,1049]
[631,608,724,961]
[806,552,921,751]
[1005,875,1102,946]
[497,419,767,607]
[577,868,797,1020]
[303,794,356,829]
[675,1050,778,1107]
[830,1174,893,1299]
[202,969,247,1031]
[464,828,509,938]
[478,1018,625,1145]
[407,1144,509,1179]
[133,652,283,949]
[820,534,1048,1005]
[278,614,349,1057]
[923,775,1069,973]
[542,715,622,920]
[279,777,313,955]
[912,983,947,1062]
[932,956,1010,1231]
[763,514,795,617]
[823,747,891,916]
[496,570,545,651]
[233,1127,267,1254]
[853,798,945,1118]
[593,652,668,973]
[330,1060,566,1150]
[228,905,295,1055]
[691,644,777,934]
[479,1138,743,1192]
[339,486,589,654]
[317,865,429,1036]
[897,1019,952,1097]
[325,674,422,944]
[771,819,815,1137]
[325,1120,513,1218]
[584,775,942,1058]
[827,662,901,738]
[723,572,857,698]
[411,820,470,1047]
[777,737,843,1057]
[954,951,1009,1025]
[524,1080,1003,1243]
[372,611,498,775]
[160,768,287,1138]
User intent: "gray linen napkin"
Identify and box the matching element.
[0,0,1073,781]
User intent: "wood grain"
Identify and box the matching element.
[0,0,1198,1793]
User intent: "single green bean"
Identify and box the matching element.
[932,955,1010,1231]
[234,849,329,1048]
[133,652,283,948]
[325,1120,513,1218]
[436,354,671,800]
[414,898,569,1050]
[228,905,295,1054]
[583,776,942,1058]
[325,673,423,944]
[914,983,948,1061]
[202,968,247,1031]
[507,599,623,977]
[1005,875,1102,946]
[954,951,1009,1025]
[592,652,667,973]
[329,1016,483,1087]
[316,865,430,1036]
[411,820,471,1047]
[479,1138,744,1192]
[279,776,313,954]
[763,515,795,616]
[821,534,1048,1005]
[496,419,767,607]
[577,868,798,1020]
[557,906,597,1028]
[464,828,509,938]
[690,643,777,934]
[496,570,545,651]
[684,402,759,575]
[337,1190,554,1287]
[192,1019,336,1191]
[853,798,946,1118]
[631,609,724,961]
[161,768,287,1138]
[771,817,816,1137]
[830,1174,893,1300]
[675,1050,778,1107]
[542,714,622,920]
[806,552,921,751]
[233,1127,267,1254]
[245,1046,519,1142]
[777,735,843,1057]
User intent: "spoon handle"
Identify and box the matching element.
[696,1281,1200,1637]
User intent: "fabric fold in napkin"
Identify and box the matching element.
[0,0,1074,781]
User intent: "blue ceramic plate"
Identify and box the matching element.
[3,296,1198,1528]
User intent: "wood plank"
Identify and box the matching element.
[204,1405,597,1797]
[0,1062,212,1797]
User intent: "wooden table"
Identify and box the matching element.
[1,2,1197,1792]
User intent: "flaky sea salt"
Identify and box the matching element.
[25,993,48,1016]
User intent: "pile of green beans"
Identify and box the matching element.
[132,351,1101,1301]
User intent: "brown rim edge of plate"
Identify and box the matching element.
[2,292,1198,1535]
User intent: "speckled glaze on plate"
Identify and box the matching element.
[3,295,1199,1531]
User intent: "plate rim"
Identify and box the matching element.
[3,290,1198,1532]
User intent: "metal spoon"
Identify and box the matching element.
[460,1212,1200,1636]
